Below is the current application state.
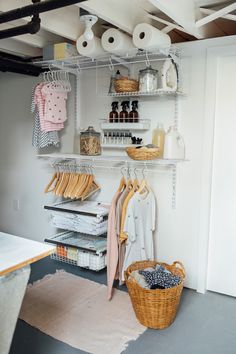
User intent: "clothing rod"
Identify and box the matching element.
[51,162,174,172]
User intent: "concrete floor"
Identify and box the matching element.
[10,257,236,354]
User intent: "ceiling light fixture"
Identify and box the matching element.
[80,14,98,41]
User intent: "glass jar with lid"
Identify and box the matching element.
[139,66,158,93]
[80,126,101,156]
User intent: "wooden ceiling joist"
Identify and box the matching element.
[148,0,204,38]
[0,38,41,57]
[196,2,236,27]
[148,0,227,38]
[147,13,194,36]
[78,0,151,34]
[200,6,236,22]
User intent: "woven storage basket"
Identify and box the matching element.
[126,147,160,160]
[125,260,186,329]
[115,78,139,93]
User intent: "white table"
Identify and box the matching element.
[0,232,55,354]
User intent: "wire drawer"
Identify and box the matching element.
[45,231,107,271]
[50,251,107,271]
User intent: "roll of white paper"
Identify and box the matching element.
[101,28,136,56]
[76,35,105,59]
[133,23,171,51]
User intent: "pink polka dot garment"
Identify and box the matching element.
[42,84,68,124]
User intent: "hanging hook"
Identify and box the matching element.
[120,166,126,178]
[145,51,151,67]
[108,56,114,72]
[133,167,138,180]
[76,59,81,73]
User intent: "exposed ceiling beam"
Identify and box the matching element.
[38,7,83,40]
[0,38,42,57]
[200,6,236,22]
[148,0,204,38]
[196,2,236,27]
[161,25,175,34]
[148,0,225,38]
[78,0,151,34]
[148,13,194,36]
[0,19,64,48]
[0,1,83,41]
[196,0,232,5]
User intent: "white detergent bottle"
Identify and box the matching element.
[163,126,185,160]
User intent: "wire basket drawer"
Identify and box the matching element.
[45,231,107,272]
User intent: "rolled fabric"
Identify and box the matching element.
[101,28,137,56]
[76,35,105,58]
[133,23,171,51]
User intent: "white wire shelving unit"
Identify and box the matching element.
[36,45,186,209]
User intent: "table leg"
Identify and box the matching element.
[0,266,31,354]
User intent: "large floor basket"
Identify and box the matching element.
[124,260,186,329]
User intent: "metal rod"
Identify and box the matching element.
[0,0,86,24]
[52,162,175,172]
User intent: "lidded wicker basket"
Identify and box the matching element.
[125,260,186,329]
[115,78,139,93]
[126,146,160,160]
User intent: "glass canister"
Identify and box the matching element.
[139,66,158,92]
[80,126,101,156]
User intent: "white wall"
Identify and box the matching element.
[0,73,75,241]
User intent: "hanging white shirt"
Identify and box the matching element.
[122,190,156,279]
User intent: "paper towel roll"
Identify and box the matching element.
[101,28,136,56]
[133,23,171,51]
[76,35,105,59]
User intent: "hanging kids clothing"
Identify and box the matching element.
[31,77,70,148]
[121,189,156,281]
[31,86,60,148]
[107,173,156,300]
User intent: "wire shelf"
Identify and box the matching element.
[37,154,188,169]
[100,119,150,131]
[107,89,184,97]
[45,231,107,254]
[34,46,181,72]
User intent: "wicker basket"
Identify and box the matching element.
[126,146,160,160]
[115,78,139,93]
[125,260,186,329]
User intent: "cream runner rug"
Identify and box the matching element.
[20,270,146,354]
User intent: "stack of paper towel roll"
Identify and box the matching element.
[76,24,171,59]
